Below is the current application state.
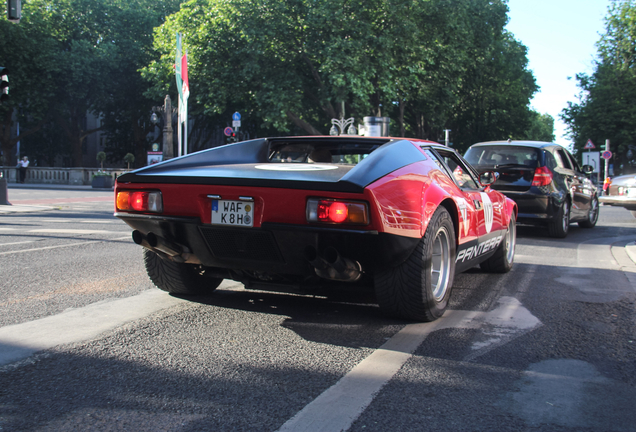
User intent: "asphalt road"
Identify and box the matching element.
[0,187,635,431]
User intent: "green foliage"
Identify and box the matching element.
[2,0,538,167]
[521,111,555,142]
[562,0,636,173]
[143,0,537,149]
[0,0,184,167]
[124,152,135,169]
[96,150,106,170]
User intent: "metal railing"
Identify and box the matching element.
[0,166,129,186]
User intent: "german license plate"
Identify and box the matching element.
[628,188,636,197]
[211,200,254,227]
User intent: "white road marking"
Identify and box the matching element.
[0,281,242,367]
[469,296,541,352]
[0,227,125,235]
[28,229,124,235]
[0,236,131,255]
[0,290,185,366]
[277,297,540,432]
[0,240,36,247]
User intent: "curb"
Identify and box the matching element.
[625,242,636,265]
[0,204,56,214]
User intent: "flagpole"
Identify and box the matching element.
[175,32,183,157]
[183,49,189,156]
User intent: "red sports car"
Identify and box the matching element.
[114,136,517,322]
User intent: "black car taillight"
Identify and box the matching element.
[532,166,552,187]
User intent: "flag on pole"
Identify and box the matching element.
[181,51,189,101]
[175,33,189,156]
[175,33,183,102]
[181,50,189,155]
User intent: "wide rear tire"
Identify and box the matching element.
[579,195,599,228]
[374,206,456,322]
[480,213,516,273]
[548,200,570,238]
[144,249,223,295]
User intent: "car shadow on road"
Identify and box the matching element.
[171,286,408,350]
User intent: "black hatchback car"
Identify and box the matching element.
[464,140,599,238]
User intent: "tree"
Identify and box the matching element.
[522,111,555,142]
[562,0,636,173]
[96,151,106,170]
[0,14,58,165]
[143,0,537,147]
[1,0,183,167]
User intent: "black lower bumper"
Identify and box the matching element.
[115,213,419,278]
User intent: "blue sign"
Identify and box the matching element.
[232,112,241,121]
[223,127,234,137]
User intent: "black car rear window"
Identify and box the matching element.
[268,142,381,165]
[465,145,542,169]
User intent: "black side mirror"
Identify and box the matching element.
[581,164,594,175]
[480,171,499,186]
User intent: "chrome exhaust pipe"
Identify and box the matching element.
[323,247,362,282]
[132,230,201,264]
[304,246,362,282]
[146,232,183,257]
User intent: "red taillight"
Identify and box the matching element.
[532,166,552,187]
[307,198,369,225]
[116,191,163,213]
[319,201,348,223]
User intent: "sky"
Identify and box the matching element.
[505,0,611,148]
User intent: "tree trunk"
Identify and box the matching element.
[286,111,322,135]
[399,101,406,137]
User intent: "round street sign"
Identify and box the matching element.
[223,127,234,137]
[602,150,612,160]
[232,112,241,121]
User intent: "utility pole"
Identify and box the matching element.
[604,139,610,181]
[444,129,451,146]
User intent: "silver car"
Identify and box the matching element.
[599,173,636,217]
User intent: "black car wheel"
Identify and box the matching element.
[144,249,223,295]
[480,212,516,273]
[374,206,456,322]
[548,200,570,238]
[579,195,599,228]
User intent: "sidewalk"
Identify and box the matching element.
[0,183,113,213]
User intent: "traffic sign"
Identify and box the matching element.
[602,150,612,160]
[584,139,595,150]
[224,127,234,137]
[232,112,241,121]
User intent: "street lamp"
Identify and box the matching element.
[330,117,357,136]
[152,95,175,160]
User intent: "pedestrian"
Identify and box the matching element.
[603,176,611,196]
[17,156,29,183]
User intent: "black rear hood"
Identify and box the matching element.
[117,137,427,193]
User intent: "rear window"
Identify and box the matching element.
[268,142,381,166]
[465,145,542,169]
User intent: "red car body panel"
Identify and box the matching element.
[114,136,516,292]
